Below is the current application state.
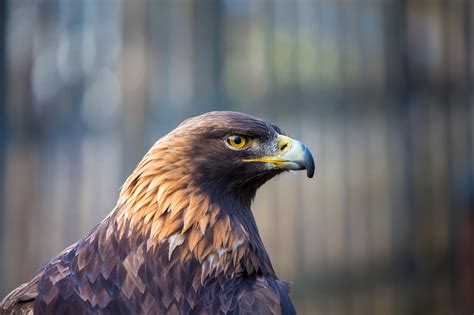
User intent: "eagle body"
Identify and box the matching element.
[1,112,314,315]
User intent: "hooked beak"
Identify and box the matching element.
[243,135,315,178]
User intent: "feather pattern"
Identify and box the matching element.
[1,112,297,314]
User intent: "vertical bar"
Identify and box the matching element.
[383,0,412,313]
[0,0,8,294]
[191,0,224,112]
[293,0,304,287]
[457,2,473,313]
[440,2,457,313]
[213,0,225,109]
[336,1,353,314]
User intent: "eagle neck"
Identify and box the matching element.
[110,142,277,278]
[215,195,276,277]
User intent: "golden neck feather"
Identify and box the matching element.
[107,136,273,277]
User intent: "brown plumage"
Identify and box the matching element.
[1,111,314,315]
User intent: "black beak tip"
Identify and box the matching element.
[303,146,315,178]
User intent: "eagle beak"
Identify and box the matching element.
[243,135,315,178]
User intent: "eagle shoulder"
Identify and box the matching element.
[230,277,296,315]
[0,275,39,314]
[0,243,77,314]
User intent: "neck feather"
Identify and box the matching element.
[108,144,275,277]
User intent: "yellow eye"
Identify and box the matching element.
[226,135,249,149]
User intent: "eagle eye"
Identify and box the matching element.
[225,135,250,150]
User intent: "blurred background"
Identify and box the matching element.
[0,0,473,314]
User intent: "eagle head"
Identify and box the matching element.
[157,111,315,204]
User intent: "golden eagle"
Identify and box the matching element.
[1,111,315,314]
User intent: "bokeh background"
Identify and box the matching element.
[1,1,473,314]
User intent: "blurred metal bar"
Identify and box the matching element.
[382,1,415,314]
[335,2,353,314]
[193,0,220,112]
[0,0,7,291]
[441,2,459,312]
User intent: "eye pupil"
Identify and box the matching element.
[233,136,241,144]
[226,135,248,149]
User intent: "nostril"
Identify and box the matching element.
[280,143,288,152]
